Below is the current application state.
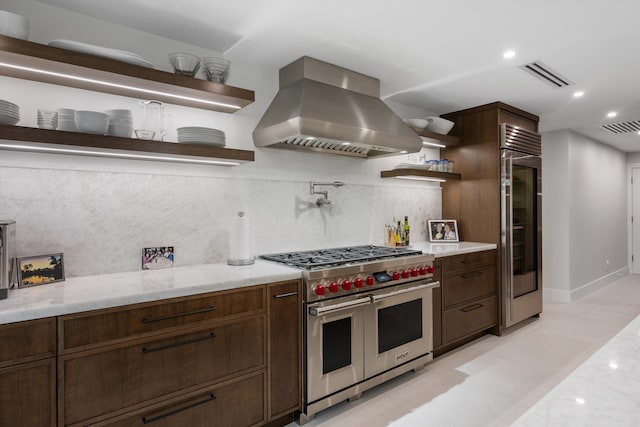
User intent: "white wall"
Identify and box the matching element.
[542,129,628,302]
[0,1,442,277]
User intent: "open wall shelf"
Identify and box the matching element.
[381,168,462,181]
[411,128,461,146]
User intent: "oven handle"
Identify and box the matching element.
[370,281,440,302]
[308,297,372,316]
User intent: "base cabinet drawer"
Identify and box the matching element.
[0,359,56,427]
[443,266,496,308]
[443,296,497,343]
[442,250,496,273]
[95,372,265,427]
[62,316,265,425]
[0,318,56,368]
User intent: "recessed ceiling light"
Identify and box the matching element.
[503,50,516,59]
[607,111,617,118]
[573,91,584,98]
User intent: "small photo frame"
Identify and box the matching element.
[18,253,65,288]
[428,220,459,243]
[142,246,174,270]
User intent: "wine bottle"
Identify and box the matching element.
[403,216,410,246]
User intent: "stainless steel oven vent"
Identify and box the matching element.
[519,61,573,88]
[500,123,542,155]
[601,120,640,134]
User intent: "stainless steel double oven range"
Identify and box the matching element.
[261,245,439,424]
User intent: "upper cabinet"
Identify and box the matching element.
[0,35,255,113]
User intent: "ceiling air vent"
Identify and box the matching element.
[601,120,640,134]
[519,61,573,88]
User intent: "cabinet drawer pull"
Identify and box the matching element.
[273,291,298,299]
[141,306,216,324]
[461,271,483,279]
[461,303,483,313]
[142,393,216,424]
[142,333,216,354]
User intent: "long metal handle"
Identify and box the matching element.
[142,332,216,354]
[142,393,216,424]
[273,291,298,299]
[309,297,371,316]
[370,281,440,302]
[141,306,216,324]
[461,303,484,313]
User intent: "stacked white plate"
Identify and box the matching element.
[177,127,225,146]
[105,109,133,138]
[0,99,20,125]
[57,108,77,132]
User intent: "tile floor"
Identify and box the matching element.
[289,274,640,427]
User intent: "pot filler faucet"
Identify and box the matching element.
[310,181,345,206]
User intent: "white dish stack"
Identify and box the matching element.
[105,109,133,138]
[177,127,225,146]
[57,109,77,132]
[0,10,29,40]
[0,99,19,125]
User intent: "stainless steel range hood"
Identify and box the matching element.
[252,56,422,158]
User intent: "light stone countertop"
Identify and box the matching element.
[0,242,496,325]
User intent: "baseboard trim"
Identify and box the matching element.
[544,267,629,303]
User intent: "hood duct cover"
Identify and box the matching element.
[252,56,423,158]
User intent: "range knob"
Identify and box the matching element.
[342,280,352,290]
[392,271,400,281]
[314,284,325,296]
[328,282,339,293]
[427,265,435,274]
[401,270,410,279]
[365,276,375,286]
[354,277,364,288]
[419,266,428,275]
[410,268,419,277]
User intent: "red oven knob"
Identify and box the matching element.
[342,280,352,290]
[328,282,339,293]
[392,271,400,281]
[354,277,364,288]
[410,268,419,277]
[314,284,325,296]
[365,276,375,286]
[401,270,410,279]
[419,266,427,275]
[427,265,435,274]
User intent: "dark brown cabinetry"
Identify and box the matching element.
[433,250,499,356]
[267,281,301,422]
[0,318,57,427]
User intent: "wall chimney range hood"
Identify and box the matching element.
[252,56,423,158]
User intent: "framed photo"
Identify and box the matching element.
[142,246,174,270]
[18,253,65,288]
[428,220,459,243]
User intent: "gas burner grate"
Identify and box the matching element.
[260,245,423,269]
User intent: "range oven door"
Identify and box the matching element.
[306,295,370,403]
[364,280,439,378]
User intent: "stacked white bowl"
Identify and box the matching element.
[57,108,77,131]
[75,111,109,135]
[0,99,19,125]
[0,10,29,40]
[37,109,58,129]
[105,109,133,138]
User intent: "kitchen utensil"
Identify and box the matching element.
[134,129,155,140]
[0,10,29,40]
[168,53,201,77]
[202,57,231,83]
[48,39,154,68]
[424,116,454,134]
[108,124,133,138]
[75,110,109,135]
[139,100,171,141]
[37,109,58,130]
[176,126,225,146]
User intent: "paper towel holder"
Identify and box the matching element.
[228,211,256,266]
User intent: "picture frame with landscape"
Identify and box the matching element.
[17,253,65,287]
[428,219,459,243]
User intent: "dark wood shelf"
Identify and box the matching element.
[0,125,254,165]
[380,168,462,180]
[411,128,461,146]
[0,35,254,113]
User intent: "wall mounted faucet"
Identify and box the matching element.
[310,181,345,206]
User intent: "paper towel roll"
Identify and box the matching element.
[228,211,255,266]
